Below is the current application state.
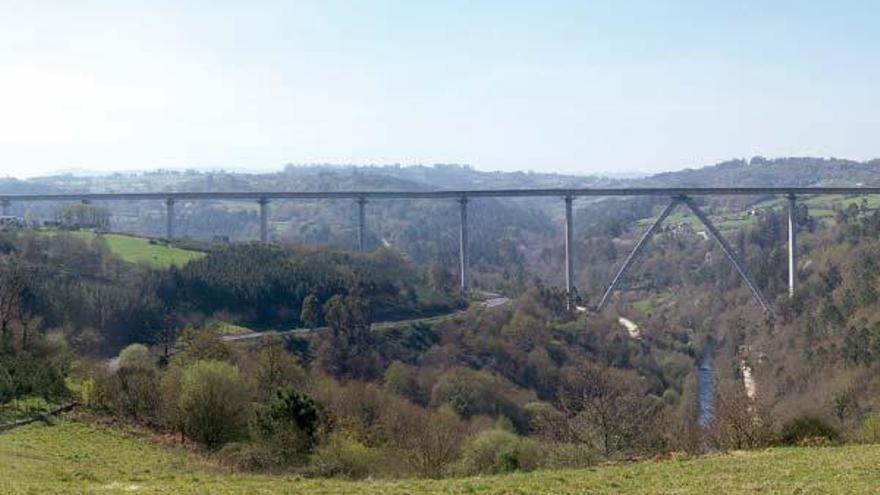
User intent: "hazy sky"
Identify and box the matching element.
[1,1,878,178]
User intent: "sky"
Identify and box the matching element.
[1,0,879,179]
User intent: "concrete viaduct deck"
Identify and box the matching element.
[2,187,874,314]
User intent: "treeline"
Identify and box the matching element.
[0,232,456,352]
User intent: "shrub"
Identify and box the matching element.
[779,416,840,446]
[857,414,880,444]
[0,354,67,404]
[250,389,320,466]
[456,428,539,475]
[405,406,467,478]
[308,433,379,479]
[117,344,155,371]
[216,442,284,472]
[111,344,159,420]
[179,360,250,450]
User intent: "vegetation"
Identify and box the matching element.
[5,421,880,494]
[8,159,880,488]
[43,229,204,268]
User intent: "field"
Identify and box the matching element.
[3,420,880,494]
[46,230,204,268]
[635,193,880,233]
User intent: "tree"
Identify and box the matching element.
[558,363,661,458]
[102,344,160,421]
[406,406,467,478]
[0,267,24,355]
[251,335,306,400]
[314,294,381,380]
[300,293,320,329]
[252,388,321,463]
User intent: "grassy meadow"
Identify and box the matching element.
[2,420,880,494]
[43,230,204,268]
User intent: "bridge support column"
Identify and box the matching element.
[357,197,367,251]
[682,196,773,313]
[564,195,574,309]
[787,194,797,298]
[165,198,175,240]
[597,198,680,312]
[259,197,270,242]
[1,200,9,217]
[459,196,469,297]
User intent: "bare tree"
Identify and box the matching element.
[558,362,662,458]
[708,381,775,450]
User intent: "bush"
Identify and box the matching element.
[179,360,250,450]
[97,368,159,421]
[779,416,840,446]
[117,344,155,370]
[0,354,67,404]
[216,442,284,472]
[250,389,320,466]
[104,344,160,420]
[456,428,539,475]
[308,433,379,479]
[857,414,880,444]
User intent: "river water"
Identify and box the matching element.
[697,341,715,428]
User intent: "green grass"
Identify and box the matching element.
[4,420,880,494]
[635,193,880,236]
[45,230,204,268]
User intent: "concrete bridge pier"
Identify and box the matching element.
[258,197,270,242]
[564,195,574,309]
[787,194,797,298]
[459,196,469,297]
[165,198,175,240]
[1,200,9,217]
[357,197,367,251]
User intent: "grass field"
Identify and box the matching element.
[635,193,880,234]
[49,230,204,268]
[3,420,880,494]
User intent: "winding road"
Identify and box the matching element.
[222,290,511,342]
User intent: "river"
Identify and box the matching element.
[697,341,715,428]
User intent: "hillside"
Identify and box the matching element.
[4,157,879,294]
[2,420,878,494]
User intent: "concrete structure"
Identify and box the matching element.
[458,196,469,297]
[2,186,873,313]
[165,198,175,240]
[1,200,9,217]
[564,195,574,309]
[787,194,797,298]
[597,198,681,312]
[258,197,270,242]
[357,197,367,252]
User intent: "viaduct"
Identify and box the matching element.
[1,187,872,313]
